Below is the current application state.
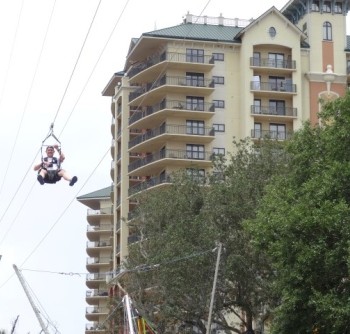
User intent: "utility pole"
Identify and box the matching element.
[13,265,50,334]
[206,242,222,334]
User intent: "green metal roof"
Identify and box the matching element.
[77,186,112,200]
[143,23,243,43]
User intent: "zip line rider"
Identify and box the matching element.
[34,145,77,186]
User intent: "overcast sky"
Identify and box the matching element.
[0,0,347,333]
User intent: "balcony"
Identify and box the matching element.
[86,322,107,333]
[86,257,112,272]
[86,241,112,257]
[128,124,215,152]
[129,75,215,105]
[86,289,109,299]
[128,148,213,176]
[250,57,296,72]
[251,129,293,140]
[128,51,215,82]
[128,174,171,197]
[86,273,108,289]
[87,208,113,225]
[251,105,297,119]
[128,99,215,128]
[86,306,109,321]
[250,81,296,96]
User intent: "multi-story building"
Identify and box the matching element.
[80,0,350,332]
[77,186,113,333]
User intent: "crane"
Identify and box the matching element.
[13,264,51,334]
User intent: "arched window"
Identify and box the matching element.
[323,21,332,40]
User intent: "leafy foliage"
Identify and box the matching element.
[246,93,350,333]
[120,138,287,333]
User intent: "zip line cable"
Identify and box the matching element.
[0,0,24,115]
[0,0,131,246]
[0,0,104,237]
[0,146,111,290]
[50,0,103,127]
[59,0,131,138]
[0,0,57,200]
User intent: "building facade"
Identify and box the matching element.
[80,0,350,332]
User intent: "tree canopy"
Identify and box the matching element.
[119,138,287,333]
[246,93,350,333]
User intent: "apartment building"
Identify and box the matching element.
[80,0,350,332]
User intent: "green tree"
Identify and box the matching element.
[120,138,287,333]
[246,93,350,333]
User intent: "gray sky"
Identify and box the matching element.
[0,0,344,332]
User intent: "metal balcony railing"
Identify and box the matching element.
[86,257,111,265]
[128,99,215,125]
[127,51,214,78]
[129,75,215,101]
[250,81,296,93]
[86,289,109,297]
[251,129,293,140]
[128,148,213,173]
[86,273,107,281]
[129,124,215,149]
[250,57,296,69]
[86,306,109,314]
[87,207,113,215]
[250,105,297,117]
[87,225,113,232]
[128,174,171,196]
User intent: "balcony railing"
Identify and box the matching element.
[129,75,215,101]
[87,225,113,232]
[129,124,215,149]
[250,81,296,93]
[127,51,215,78]
[250,57,296,69]
[251,129,293,140]
[86,306,109,315]
[86,257,111,265]
[86,241,112,248]
[250,105,297,117]
[128,148,213,173]
[86,289,109,297]
[87,207,113,215]
[86,273,107,281]
[128,99,215,125]
[128,174,171,196]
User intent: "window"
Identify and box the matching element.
[186,120,204,135]
[186,72,205,87]
[213,76,224,84]
[323,22,332,40]
[254,123,262,138]
[302,22,307,35]
[334,2,342,13]
[213,124,225,132]
[186,144,205,160]
[269,123,286,140]
[212,53,224,61]
[213,147,225,155]
[347,60,350,74]
[186,168,205,182]
[213,100,225,108]
[322,1,331,12]
[311,0,320,11]
[269,76,285,91]
[252,52,260,66]
[269,100,285,115]
[186,96,204,111]
[186,48,204,63]
[268,27,276,38]
[253,99,261,114]
[268,53,284,68]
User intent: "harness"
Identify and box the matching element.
[39,123,62,184]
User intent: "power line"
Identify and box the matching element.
[0,0,57,199]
